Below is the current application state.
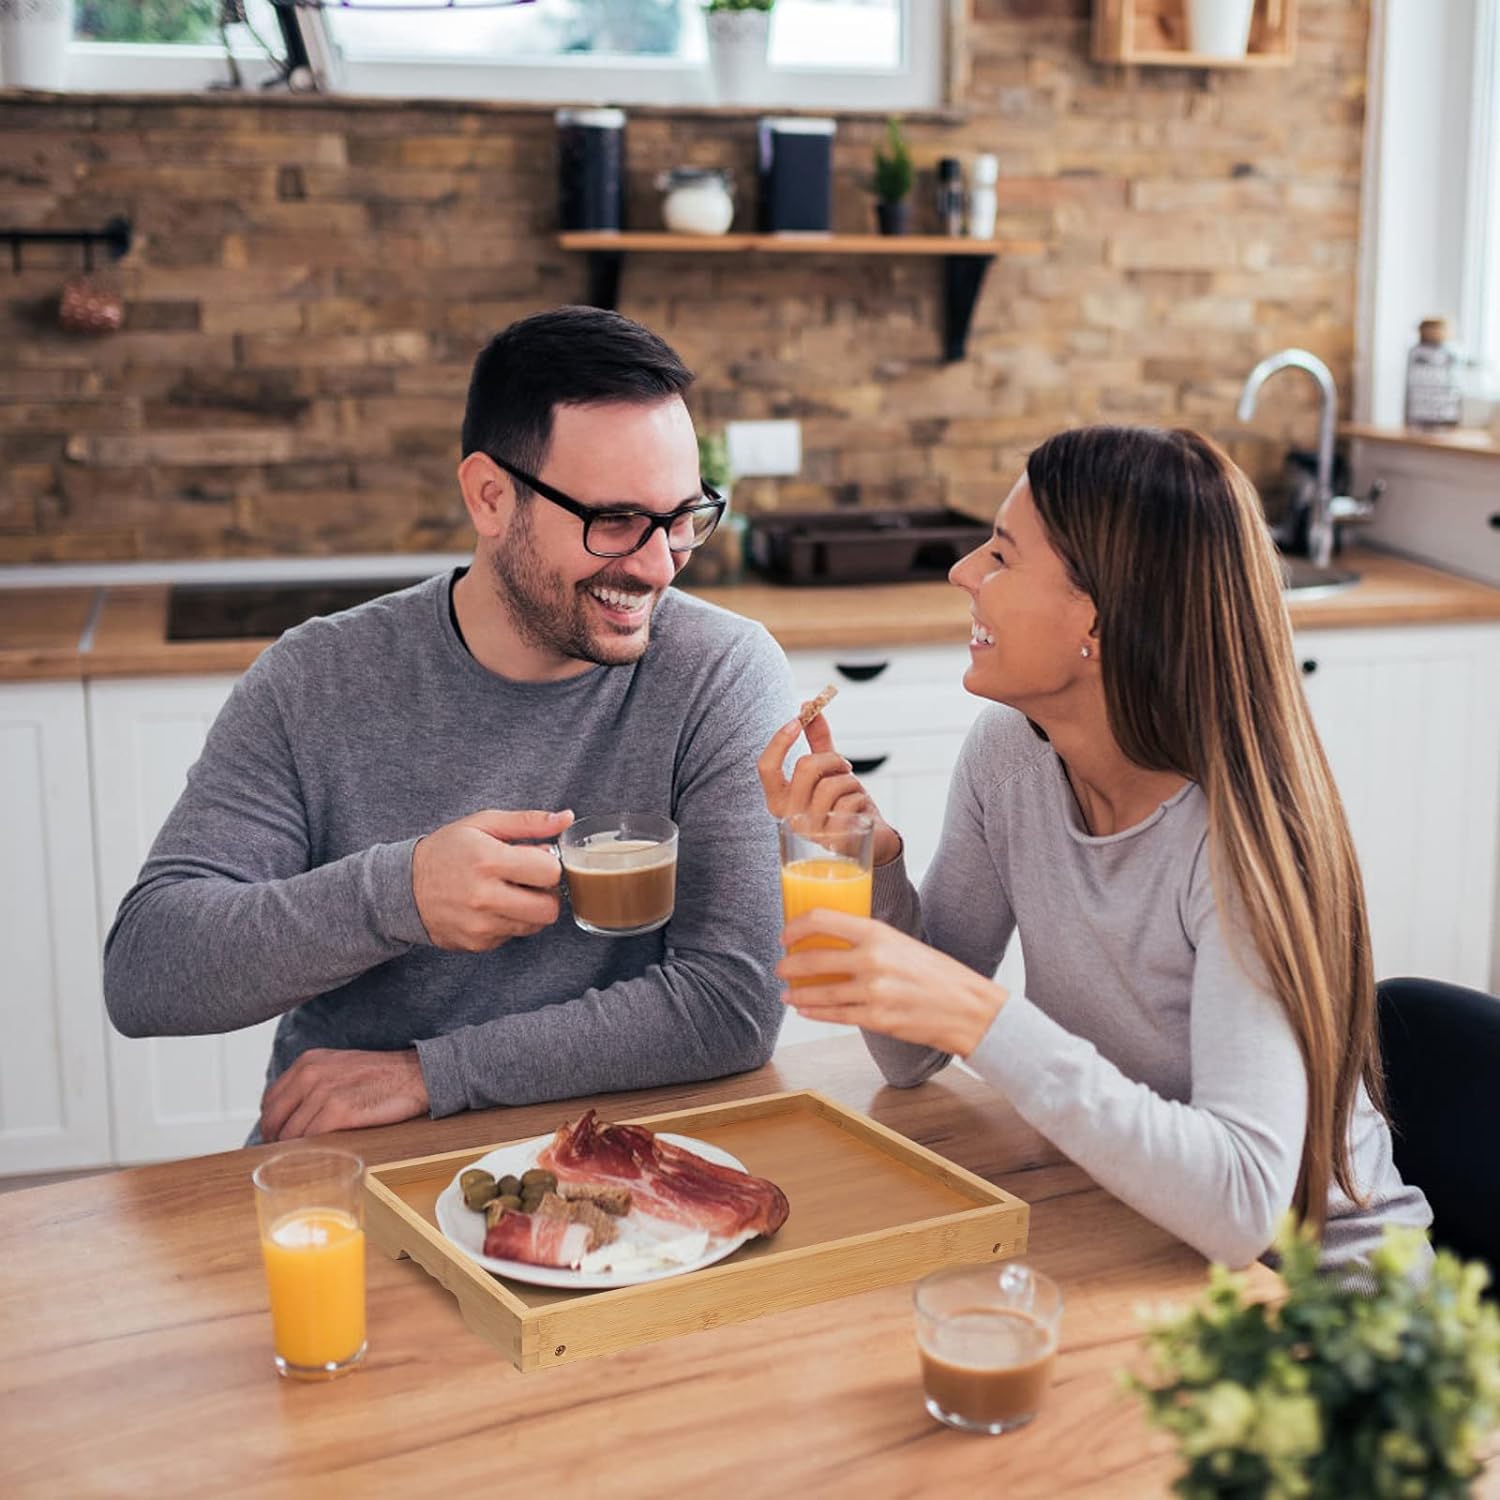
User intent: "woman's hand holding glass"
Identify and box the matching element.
[756,708,902,867]
[758,703,1007,1056]
[777,907,1007,1058]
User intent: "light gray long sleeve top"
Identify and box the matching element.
[866,704,1431,1270]
[103,572,797,1118]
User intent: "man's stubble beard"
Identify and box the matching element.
[487,502,657,668]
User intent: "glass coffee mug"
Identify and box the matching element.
[557,813,678,937]
[252,1148,367,1381]
[914,1261,1062,1434]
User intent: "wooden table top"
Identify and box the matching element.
[3,548,1499,682]
[0,1038,1277,1499]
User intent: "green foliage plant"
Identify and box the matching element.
[869,116,914,204]
[697,430,732,492]
[702,0,775,14]
[1129,1220,1500,1500]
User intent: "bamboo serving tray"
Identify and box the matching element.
[365,1089,1029,1371]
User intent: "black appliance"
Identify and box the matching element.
[757,117,836,233]
[556,107,626,231]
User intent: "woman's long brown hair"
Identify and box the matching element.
[1026,425,1380,1230]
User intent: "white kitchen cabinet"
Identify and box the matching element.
[0,681,111,1173]
[1294,622,1500,992]
[89,674,279,1165]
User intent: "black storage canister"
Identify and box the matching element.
[757,117,836,233]
[556,107,626,231]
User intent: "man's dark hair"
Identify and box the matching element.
[461,306,694,478]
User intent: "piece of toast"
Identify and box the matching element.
[798,682,839,726]
[535,1191,619,1251]
[558,1183,633,1216]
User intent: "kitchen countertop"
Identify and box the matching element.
[0,1036,1291,1499]
[3,549,1500,683]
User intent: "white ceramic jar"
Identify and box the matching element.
[656,169,735,237]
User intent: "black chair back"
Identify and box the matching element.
[1377,976,1500,1283]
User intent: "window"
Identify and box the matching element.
[1358,2,1500,425]
[65,0,944,111]
[1465,0,1500,391]
[71,0,290,90]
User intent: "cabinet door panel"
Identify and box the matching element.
[0,683,110,1173]
[90,675,279,1164]
[1297,625,1500,991]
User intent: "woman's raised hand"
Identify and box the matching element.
[756,704,902,866]
[778,908,1008,1058]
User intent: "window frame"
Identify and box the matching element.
[1355,0,1497,425]
[63,0,951,113]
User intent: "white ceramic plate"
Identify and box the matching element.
[434,1131,759,1290]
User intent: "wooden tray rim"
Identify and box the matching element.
[365,1088,1024,1324]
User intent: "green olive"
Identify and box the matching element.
[463,1177,499,1211]
[496,1174,522,1198]
[521,1168,557,1191]
[519,1191,545,1214]
[460,1168,495,1192]
[494,1193,523,1213]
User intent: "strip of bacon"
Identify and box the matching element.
[482,1208,592,1270]
[536,1110,790,1239]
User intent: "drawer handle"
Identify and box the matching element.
[1301,659,1318,675]
[835,662,890,682]
[849,755,889,775]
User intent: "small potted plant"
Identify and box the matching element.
[1129,1221,1500,1499]
[694,428,745,584]
[702,0,775,104]
[867,116,914,235]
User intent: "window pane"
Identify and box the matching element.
[771,0,900,70]
[76,0,282,46]
[75,0,220,43]
[323,0,902,71]
[323,0,690,61]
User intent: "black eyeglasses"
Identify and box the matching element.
[492,457,725,559]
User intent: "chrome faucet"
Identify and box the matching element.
[1236,349,1342,567]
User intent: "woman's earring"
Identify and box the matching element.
[1080,645,1091,659]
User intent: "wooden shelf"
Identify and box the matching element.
[556,232,1045,362]
[1092,0,1297,68]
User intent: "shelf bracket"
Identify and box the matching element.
[585,250,623,311]
[941,253,993,362]
[2,216,132,274]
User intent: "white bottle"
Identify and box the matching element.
[967,154,998,240]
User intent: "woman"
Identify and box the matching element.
[757,425,1430,1270]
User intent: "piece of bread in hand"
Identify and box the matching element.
[798,682,839,726]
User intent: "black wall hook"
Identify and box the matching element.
[2,216,133,273]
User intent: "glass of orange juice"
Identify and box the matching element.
[778,811,875,988]
[252,1148,367,1381]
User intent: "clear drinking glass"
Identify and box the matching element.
[777,811,874,987]
[558,813,678,937]
[252,1148,367,1381]
[913,1262,1062,1434]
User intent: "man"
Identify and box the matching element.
[104,306,796,1142]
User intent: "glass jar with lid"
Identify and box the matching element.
[1404,317,1464,431]
[655,168,735,237]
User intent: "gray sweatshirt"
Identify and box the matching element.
[103,572,797,1118]
[866,704,1432,1270]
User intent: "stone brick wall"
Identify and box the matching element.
[0,1,1368,562]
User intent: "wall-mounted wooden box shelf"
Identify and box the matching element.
[1092,0,1297,68]
[557,231,1044,363]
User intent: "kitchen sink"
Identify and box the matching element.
[166,578,429,641]
[1279,557,1360,596]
